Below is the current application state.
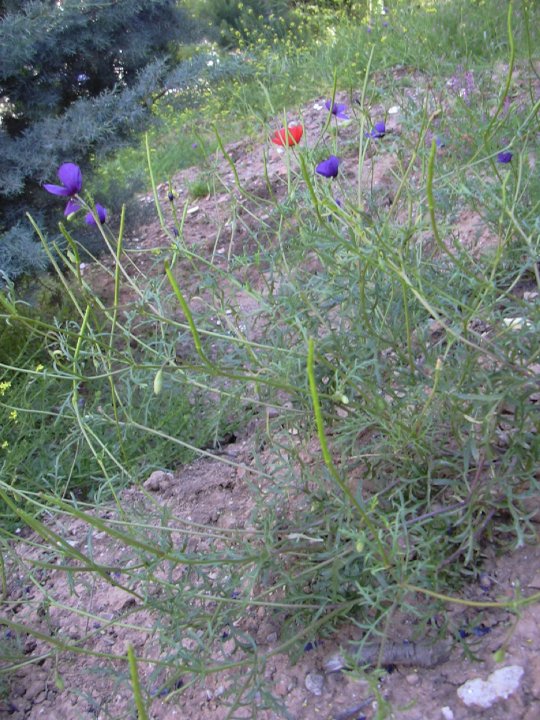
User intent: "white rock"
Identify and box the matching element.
[503,317,531,330]
[441,707,454,720]
[305,672,324,696]
[457,665,524,709]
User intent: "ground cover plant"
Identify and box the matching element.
[0,0,539,718]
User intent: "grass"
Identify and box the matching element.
[1,0,539,716]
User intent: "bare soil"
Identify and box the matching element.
[3,454,540,720]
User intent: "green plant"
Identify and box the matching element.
[1,1,539,717]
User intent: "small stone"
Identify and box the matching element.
[478,572,493,590]
[66,625,80,640]
[143,470,172,492]
[324,652,346,673]
[266,632,278,644]
[457,665,524,709]
[305,672,324,696]
[222,639,235,656]
[441,707,454,720]
[406,673,419,686]
[33,690,46,705]
[24,681,44,702]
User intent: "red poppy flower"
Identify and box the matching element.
[271,125,303,147]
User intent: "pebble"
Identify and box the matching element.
[457,665,524,709]
[478,572,493,591]
[143,470,172,492]
[24,681,44,702]
[221,639,235,656]
[441,707,454,720]
[305,672,324,696]
[406,673,419,685]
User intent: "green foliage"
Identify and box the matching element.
[0,277,249,527]
[1,0,540,716]
[198,0,291,47]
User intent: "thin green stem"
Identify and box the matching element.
[127,644,149,720]
[307,338,390,568]
[146,133,165,227]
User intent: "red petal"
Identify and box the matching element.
[271,128,286,146]
[271,125,303,147]
[288,125,303,145]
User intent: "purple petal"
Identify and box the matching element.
[57,163,83,194]
[325,100,349,119]
[85,203,107,225]
[496,151,512,164]
[43,183,71,196]
[64,199,81,216]
[365,121,386,139]
[316,155,340,179]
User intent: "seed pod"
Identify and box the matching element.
[153,368,163,395]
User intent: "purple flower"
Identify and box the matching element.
[85,203,107,226]
[365,121,386,139]
[325,100,349,120]
[43,163,83,216]
[44,163,82,198]
[316,155,340,179]
[496,151,513,164]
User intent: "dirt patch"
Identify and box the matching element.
[2,450,540,719]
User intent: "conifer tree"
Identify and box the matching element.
[0,0,201,282]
